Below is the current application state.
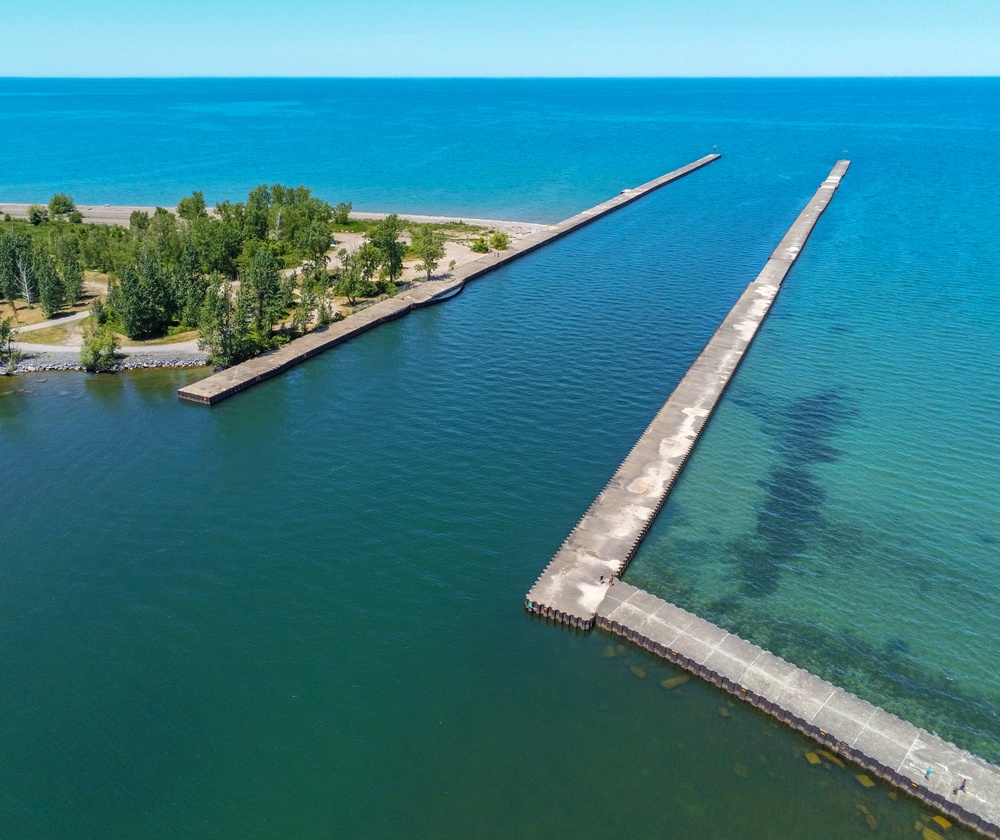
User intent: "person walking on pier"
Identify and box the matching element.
[953,778,967,794]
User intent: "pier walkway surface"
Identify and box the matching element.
[177,153,720,405]
[525,160,1000,837]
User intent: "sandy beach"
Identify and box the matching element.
[1,203,162,226]
[0,202,548,238]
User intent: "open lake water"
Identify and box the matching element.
[1,79,997,837]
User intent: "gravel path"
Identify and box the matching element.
[13,337,202,354]
[10,339,207,374]
[11,351,209,374]
[12,310,91,333]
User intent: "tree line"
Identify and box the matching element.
[1,188,451,371]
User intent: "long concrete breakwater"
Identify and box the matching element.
[177,153,720,404]
[524,160,1000,837]
[526,160,852,629]
[599,582,1000,836]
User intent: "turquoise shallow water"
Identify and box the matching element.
[1,79,997,836]
[627,120,1000,764]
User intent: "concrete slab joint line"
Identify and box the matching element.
[178,153,720,405]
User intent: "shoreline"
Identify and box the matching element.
[9,351,209,375]
[0,202,549,236]
[2,204,547,376]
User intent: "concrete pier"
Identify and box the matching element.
[598,582,1000,837]
[524,159,1000,837]
[526,161,850,628]
[177,154,720,405]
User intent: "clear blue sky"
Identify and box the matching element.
[3,0,998,77]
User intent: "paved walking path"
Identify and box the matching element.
[12,336,202,356]
[10,310,202,358]
[11,310,91,332]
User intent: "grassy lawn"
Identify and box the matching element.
[2,271,108,326]
[331,219,488,239]
[13,323,79,344]
[120,329,199,346]
[330,219,377,235]
[13,316,200,348]
[2,297,90,326]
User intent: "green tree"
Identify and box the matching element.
[112,251,172,339]
[51,232,80,270]
[240,244,286,333]
[365,214,406,282]
[333,273,362,306]
[48,193,76,217]
[172,238,208,327]
[79,320,119,372]
[0,234,19,311]
[354,242,382,281]
[0,317,23,374]
[61,259,84,305]
[90,297,110,325]
[410,227,446,281]
[51,234,85,304]
[303,219,332,270]
[79,224,127,273]
[198,275,257,367]
[333,249,373,305]
[27,205,49,226]
[265,184,333,252]
[129,210,150,232]
[143,207,184,268]
[489,231,510,251]
[0,230,37,310]
[332,201,352,225]
[291,285,317,336]
[245,186,272,241]
[247,185,271,212]
[190,213,245,277]
[36,251,66,317]
[177,191,207,221]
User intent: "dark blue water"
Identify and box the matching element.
[1,78,997,837]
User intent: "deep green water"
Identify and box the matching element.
[2,78,997,837]
[0,205,979,837]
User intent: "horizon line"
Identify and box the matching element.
[1,74,999,81]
